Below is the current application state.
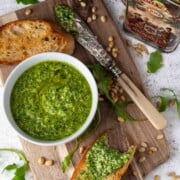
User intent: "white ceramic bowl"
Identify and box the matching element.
[3,52,98,146]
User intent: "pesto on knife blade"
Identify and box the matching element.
[11,61,92,141]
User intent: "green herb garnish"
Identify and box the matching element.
[89,63,135,121]
[0,148,28,180]
[161,88,180,117]
[156,96,168,112]
[153,88,180,117]
[16,0,38,5]
[61,139,79,173]
[147,50,163,73]
[55,5,78,37]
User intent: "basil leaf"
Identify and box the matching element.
[0,149,28,180]
[2,163,18,173]
[16,0,38,4]
[176,101,180,117]
[160,88,180,117]
[113,102,135,121]
[157,96,168,112]
[147,50,163,73]
[61,140,78,172]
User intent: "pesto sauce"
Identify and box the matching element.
[76,135,132,180]
[11,61,92,141]
[55,5,78,37]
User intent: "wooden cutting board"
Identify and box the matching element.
[0,0,169,179]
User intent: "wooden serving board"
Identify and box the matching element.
[0,0,169,179]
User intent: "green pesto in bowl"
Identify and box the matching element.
[10,61,92,141]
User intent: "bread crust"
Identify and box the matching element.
[0,19,75,64]
[71,134,136,180]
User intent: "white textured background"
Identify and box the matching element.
[0,0,180,179]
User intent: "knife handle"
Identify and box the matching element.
[117,73,167,130]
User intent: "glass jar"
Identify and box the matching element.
[123,0,180,52]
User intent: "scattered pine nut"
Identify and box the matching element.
[133,170,138,177]
[112,48,118,53]
[119,88,123,94]
[45,159,54,166]
[138,147,146,152]
[168,172,176,176]
[79,146,85,154]
[112,96,118,102]
[108,36,114,42]
[141,142,148,148]
[112,88,118,94]
[80,1,86,7]
[92,6,97,13]
[138,156,146,163]
[148,150,153,154]
[109,41,114,48]
[120,95,126,101]
[150,146,158,152]
[106,47,111,52]
[118,116,125,123]
[154,175,160,180]
[112,52,118,58]
[100,15,107,23]
[156,134,164,140]
[126,39,132,46]
[174,175,180,179]
[87,17,92,23]
[38,156,46,165]
[25,8,32,16]
[92,14,97,20]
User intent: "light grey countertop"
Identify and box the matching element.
[0,0,180,179]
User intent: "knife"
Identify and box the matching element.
[55,5,167,130]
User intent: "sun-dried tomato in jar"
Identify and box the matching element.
[124,0,180,52]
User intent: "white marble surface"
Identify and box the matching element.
[0,0,180,179]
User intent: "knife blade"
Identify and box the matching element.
[55,6,167,130]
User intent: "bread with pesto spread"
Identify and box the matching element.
[71,134,136,180]
[0,19,75,64]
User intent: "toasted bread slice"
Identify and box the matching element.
[71,134,136,180]
[0,19,75,64]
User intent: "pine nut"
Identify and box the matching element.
[38,156,46,165]
[87,17,92,23]
[156,134,164,140]
[108,36,114,42]
[92,6,97,13]
[92,14,97,20]
[109,41,114,48]
[141,142,148,148]
[154,175,160,180]
[168,172,176,176]
[118,116,125,123]
[138,147,146,152]
[79,146,85,154]
[80,1,86,7]
[25,8,32,16]
[138,156,146,163]
[100,15,107,22]
[45,159,54,166]
[133,171,138,176]
[150,146,158,152]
